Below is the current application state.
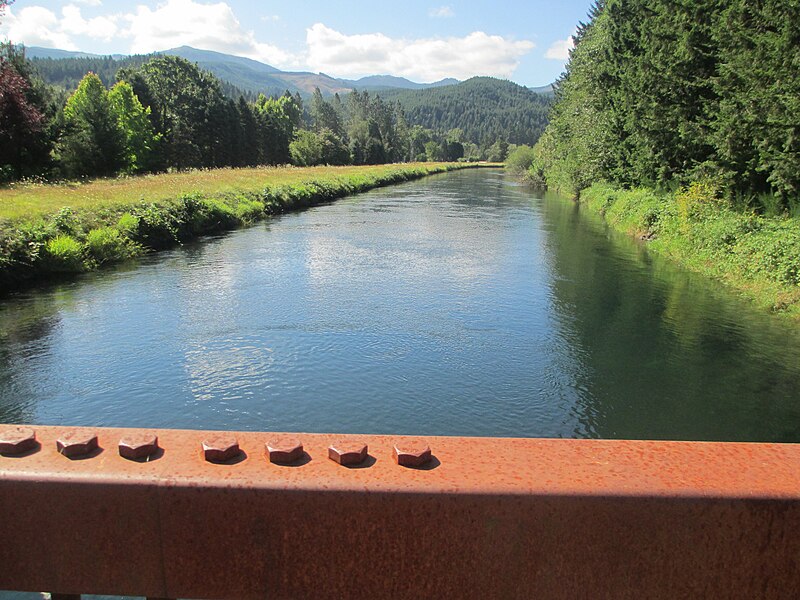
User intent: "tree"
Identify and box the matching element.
[713,0,800,205]
[118,56,227,170]
[310,87,343,136]
[289,129,322,166]
[0,42,55,180]
[424,141,443,162]
[59,72,125,177]
[108,80,157,173]
[0,55,45,180]
[235,96,260,167]
[256,95,298,165]
[319,128,350,165]
[487,139,509,162]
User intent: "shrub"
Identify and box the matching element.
[132,203,179,249]
[675,181,723,224]
[85,227,138,264]
[117,212,139,237]
[44,234,84,272]
[505,145,536,176]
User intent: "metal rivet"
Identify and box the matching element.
[328,441,368,466]
[202,435,240,462]
[0,427,37,455]
[56,431,99,458]
[119,432,159,460]
[266,438,304,464]
[394,441,432,467]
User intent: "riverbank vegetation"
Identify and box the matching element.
[0,162,474,289]
[0,39,545,184]
[521,0,800,317]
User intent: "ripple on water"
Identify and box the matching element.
[0,169,799,440]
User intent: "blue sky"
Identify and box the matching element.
[0,0,594,86]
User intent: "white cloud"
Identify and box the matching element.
[429,5,454,18]
[306,23,534,82]
[0,6,77,49]
[545,33,575,61]
[122,0,292,66]
[61,5,118,41]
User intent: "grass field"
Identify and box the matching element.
[0,162,486,288]
[0,164,473,221]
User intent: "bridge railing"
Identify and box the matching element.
[2,425,800,598]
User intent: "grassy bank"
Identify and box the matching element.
[579,182,800,318]
[0,163,476,290]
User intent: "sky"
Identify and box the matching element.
[0,0,594,86]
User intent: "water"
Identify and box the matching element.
[1,168,799,442]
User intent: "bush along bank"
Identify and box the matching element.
[0,163,471,291]
[578,181,800,318]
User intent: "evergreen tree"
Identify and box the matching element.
[713,0,800,204]
[117,56,227,169]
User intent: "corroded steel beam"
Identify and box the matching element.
[2,425,800,599]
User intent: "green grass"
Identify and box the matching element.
[579,182,800,319]
[0,162,477,288]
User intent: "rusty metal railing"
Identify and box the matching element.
[2,425,800,598]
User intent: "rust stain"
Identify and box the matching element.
[266,437,304,464]
[328,441,368,466]
[55,430,98,458]
[0,426,37,455]
[119,432,159,460]
[1,425,800,599]
[393,440,432,467]
[201,435,240,463]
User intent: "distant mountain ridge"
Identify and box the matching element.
[24,45,475,95]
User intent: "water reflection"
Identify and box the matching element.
[541,192,800,440]
[0,169,798,440]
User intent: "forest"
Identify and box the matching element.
[529,0,798,209]
[522,0,800,315]
[0,41,545,183]
[366,77,551,148]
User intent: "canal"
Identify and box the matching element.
[1,168,799,441]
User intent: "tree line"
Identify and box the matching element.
[530,0,799,212]
[0,41,536,183]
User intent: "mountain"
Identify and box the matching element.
[528,84,555,95]
[156,46,294,94]
[342,75,459,91]
[25,45,463,96]
[378,77,553,146]
[158,46,281,74]
[24,47,102,60]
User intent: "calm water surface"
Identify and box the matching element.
[1,169,799,441]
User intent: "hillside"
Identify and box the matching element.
[380,77,553,146]
[23,46,553,147]
[341,75,459,90]
[25,46,465,96]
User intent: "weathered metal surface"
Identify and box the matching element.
[266,437,304,464]
[2,425,800,599]
[393,439,433,467]
[55,430,98,458]
[201,434,240,463]
[328,441,369,466]
[118,432,159,460]
[0,427,37,455]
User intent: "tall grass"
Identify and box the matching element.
[579,182,800,318]
[0,163,475,289]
